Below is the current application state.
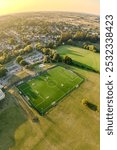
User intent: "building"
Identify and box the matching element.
[0,85,5,101]
[25,52,43,65]
[0,89,5,101]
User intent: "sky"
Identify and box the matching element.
[0,0,99,16]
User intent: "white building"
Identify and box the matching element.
[0,89,5,101]
[25,52,43,65]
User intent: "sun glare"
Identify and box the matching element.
[0,1,7,8]
[0,0,99,16]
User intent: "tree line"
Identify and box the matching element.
[0,45,33,65]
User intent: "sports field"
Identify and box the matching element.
[17,66,83,115]
[0,66,99,150]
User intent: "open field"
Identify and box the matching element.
[17,66,83,115]
[57,45,100,72]
[0,91,27,150]
[0,66,99,150]
[0,45,100,150]
[0,11,100,150]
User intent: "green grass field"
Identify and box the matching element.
[17,66,83,115]
[0,66,99,150]
[57,45,100,71]
[0,45,100,150]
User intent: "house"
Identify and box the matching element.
[0,84,5,101]
[25,52,43,65]
[0,89,5,101]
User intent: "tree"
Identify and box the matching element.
[73,31,86,41]
[19,49,25,55]
[82,99,89,105]
[25,64,34,70]
[47,42,54,49]
[82,99,98,111]
[0,52,13,64]
[52,53,62,62]
[0,64,7,78]
[83,44,97,52]
[16,56,23,63]
[24,45,33,53]
[88,45,96,51]
[20,60,28,66]
[36,43,42,51]
[64,56,73,65]
[8,38,15,45]
[43,55,50,63]
[67,39,73,45]
[42,48,50,55]
[85,33,99,43]
[13,50,20,56]
[60,32,72,43]
[15,44,22,50]
[49,50,56,58]
[0,56,4,64]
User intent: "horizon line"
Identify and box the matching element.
[0,10,100,17]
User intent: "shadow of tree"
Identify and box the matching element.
[44,115,56,125]
[87,102,97,111]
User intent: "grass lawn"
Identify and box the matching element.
[0,66,99,150]
[57,45,100,72]
[0,91,27,150]
[0,45,100,150]
[17,66,83,115]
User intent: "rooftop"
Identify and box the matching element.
[0,89,5,101]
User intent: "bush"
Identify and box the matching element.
[67,39,73,45]
[25,64,34,70]
[20,60,28,66]
[24,45,33,53]
[82,99,98,111]
[82,99,88,105]
[0,64,7,78]
[64,56,73,65]
[16,56,23,63]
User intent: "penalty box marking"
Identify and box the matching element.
[56,69,78,82]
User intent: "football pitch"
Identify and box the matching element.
[17,66,83,115]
